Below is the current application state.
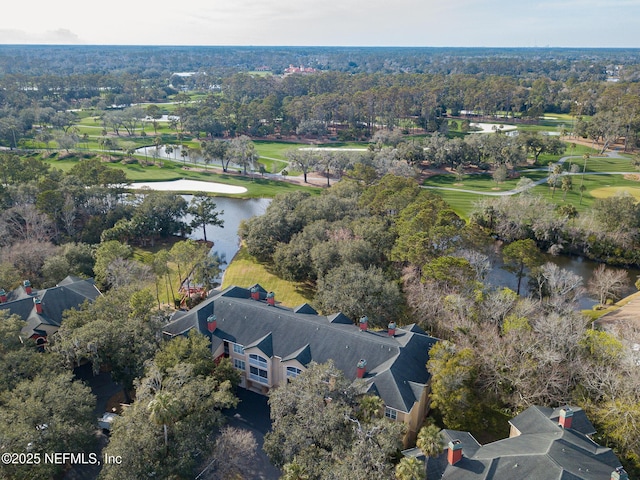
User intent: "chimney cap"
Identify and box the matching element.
[612,467,629,480]
[357,358,367,368]
[560,407,574,417]
[266,291,275,298]
[359,316,368,323]
[388,321,396,328]
[33,297,41,304]
[0,288,5,295]
[207,314,217,322]
[448,439,463,450]
[23,280,31,287]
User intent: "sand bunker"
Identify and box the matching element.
[129,179,247,194]
[470,123,518,133]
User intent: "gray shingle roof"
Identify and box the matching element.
[281,344,312,365]
[163,285,438,412]
[439,406,623,480]
[293,303,318,315]
[509,405,596,437]
[246,332,274,358]
[0,277,101,338]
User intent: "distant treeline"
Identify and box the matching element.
[2,45,640,79]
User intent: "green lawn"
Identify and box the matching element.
[257,158,288,174]
[535,143,597,165]
[431,190,486,218]
[581,155,636,173]
[426,170,548,191]
[254,140,369,161]
[254,140,300,160]
[221,247,315,308]
[429,171,640,218]
[43,154,320,198]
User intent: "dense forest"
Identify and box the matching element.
[243,178,640,477]
[1,45,640,478]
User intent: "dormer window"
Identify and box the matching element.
[286,366,302,379]
[233,344,245,354]
[249,354,267,368]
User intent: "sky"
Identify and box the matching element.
[1,0,640,47]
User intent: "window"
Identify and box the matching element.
[233,344,245,354]
[233,359,245,371]
[249,354,267,369]
[384,407,397,420]
[249,366,268,384]
[286,366,302,379]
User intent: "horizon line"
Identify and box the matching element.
[1,43,639,50]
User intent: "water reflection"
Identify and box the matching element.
[487,249,640,310]
[183,195,639,309]
[183,196,271,277]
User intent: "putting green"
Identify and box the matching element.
[590,186,640,201]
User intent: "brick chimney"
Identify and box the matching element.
[266,291,275,306]
[559,407,573,429]
[33,297,43,314]
[448,440,463,465]
[207,314,217,333]
[250,286,260,300]
[388,321,396,336]
[356,359,367,378]
[611,467,629,480]
[359,316,368,332]
[0,289,6,303]
[23,280,32,295]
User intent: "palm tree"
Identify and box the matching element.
[282,461,309,480]
[416,423,445,473]
[358,395,384,422]
[561,176,573,201]
[579,153,590,204]
[395,456,425,480]
[180,145,189,165]
[147,392,179,453]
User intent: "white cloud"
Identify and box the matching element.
[0,28,81,44]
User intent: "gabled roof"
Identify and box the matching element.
[440,405,623,480]
[293,303,318,315]
[0,277,101,338]
[327,312,352,324]
[282,344,312,365]
[163,285,439,412]
[246,332,274,358]
[509,405,596,437]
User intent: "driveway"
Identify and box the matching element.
[220,388,282,480]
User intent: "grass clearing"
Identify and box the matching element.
[221,247,315,308]
[42,154,320,198]
[258,158,288,174]
[590,186,640,201]
[428,171,640,218]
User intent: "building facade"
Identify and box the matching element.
[163,284,439,442]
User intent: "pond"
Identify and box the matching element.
[486,248,640,310]
[182,196,271,276]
